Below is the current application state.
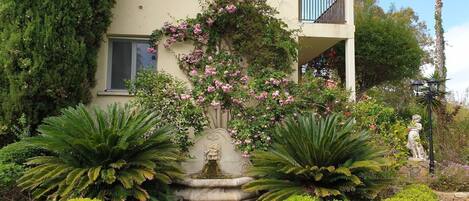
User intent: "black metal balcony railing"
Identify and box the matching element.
[299,0,345,24]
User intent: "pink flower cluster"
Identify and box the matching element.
[147,47,157,54]
[196,95,205,104]
[207,86,216,93]
[189,69,198,77]
[265,77,289,86]
[255,91,268,100]
[180,94,192,100]
[162,22,188,48]
[225,4,237,14]
[221,84,233,93]
[161,20,209,48]
[181,48,204,64]
[204,66,217,76]
[279,95,294,106]
[211,80,233,93]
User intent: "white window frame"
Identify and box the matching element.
[106,37,157,91]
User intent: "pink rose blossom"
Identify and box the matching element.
[225,4,237,14]
[197,96,205,104]
[207,86,216,93]
[214,80,223,88]
[193,23,203,35]
[147,47,156,54]
[255,91,268,100]
[204,66,217,76]
[222,84,233,93]
[189,69,198,76]
[169,26,177,33]
[178,22,188,30]
[272,90,280,98]
[180,94,191,100]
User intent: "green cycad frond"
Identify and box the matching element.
[18,104,182,201]
[244,113,389,200]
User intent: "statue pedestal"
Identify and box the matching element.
[174,129,257,201]
[399,159,430,183]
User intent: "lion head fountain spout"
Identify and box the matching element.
[197,144,225,179]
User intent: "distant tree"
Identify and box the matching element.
[0,0,115,146]
[434,0,446,95]
[334,0,427,94]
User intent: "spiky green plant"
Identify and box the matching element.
[17,104,183,201]
[243,114,389,201]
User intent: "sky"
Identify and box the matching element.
[378,0,469,100]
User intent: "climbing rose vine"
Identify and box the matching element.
[150,0,348,154]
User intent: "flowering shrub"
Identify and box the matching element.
[127,71,208,152]
[150,0,349,154]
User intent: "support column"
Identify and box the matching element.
[345,38,356,101]
[345,0,356,101]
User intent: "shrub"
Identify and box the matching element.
[383,184,438,201]
[17,104,182,201]
[0,162,24,188]
[285,195,320,201]
[0,141,44,200]
[127,71,208,152]
[0,141,44,164]
[430,161,469,192]
[243,114,389,201]
[352,99,409,167]
[0,0,116,146]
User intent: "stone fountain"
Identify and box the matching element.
[174,108,257,201]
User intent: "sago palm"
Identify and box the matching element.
[17,104,183,201]
[243,114,389,201]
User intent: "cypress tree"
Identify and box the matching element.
[0,0,115,146]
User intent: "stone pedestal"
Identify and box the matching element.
[399,159,430,183]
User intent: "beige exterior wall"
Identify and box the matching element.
[90,0,355,107]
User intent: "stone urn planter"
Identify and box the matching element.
[174,128,257,201]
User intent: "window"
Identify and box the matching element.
[107,38,157,90]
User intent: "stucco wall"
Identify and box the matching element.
[90,0,355,107]
[91,0,201,107]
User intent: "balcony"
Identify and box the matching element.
[299,0,346,24]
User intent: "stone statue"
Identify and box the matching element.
[406,114,427,160]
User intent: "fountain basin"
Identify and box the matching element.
[174,177,257,201]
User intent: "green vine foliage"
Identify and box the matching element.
[352,98,409,167]
[127,71,208,152]
[0,0,116,146]
[150,0,349,154]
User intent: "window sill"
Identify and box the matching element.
[97,90,134,97]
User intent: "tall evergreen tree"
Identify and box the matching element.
[0,0,115,146]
